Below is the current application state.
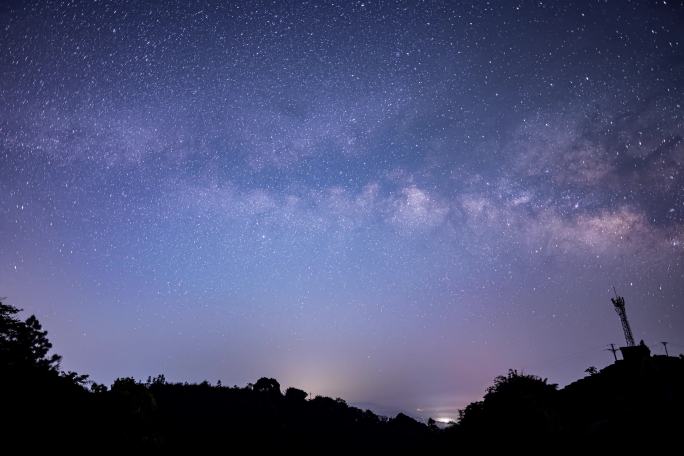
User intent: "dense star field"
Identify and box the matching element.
[1,1,682,420]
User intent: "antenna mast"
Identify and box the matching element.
[610,287,635,347]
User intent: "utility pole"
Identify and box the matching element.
[605,343,619,362]
[661,341,669,357]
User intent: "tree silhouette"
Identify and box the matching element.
[1,300,96,450]
[457,369,560,442]
[253,377,281,395]
[3,299,684,451]
[285,386,308,401]
[0,300,61,372]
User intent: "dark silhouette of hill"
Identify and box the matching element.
[2,299,683,451]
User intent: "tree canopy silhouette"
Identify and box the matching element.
[0,301,61,373]
[2,299,684,452]
[253,377,281,395]
[457,369,560,443]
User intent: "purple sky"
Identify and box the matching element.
[1,0,683,421]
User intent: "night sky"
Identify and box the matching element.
[1,0,683,421]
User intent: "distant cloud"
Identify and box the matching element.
[388,185,450,231]
[532,206,659,252]
[233,90,409,169]
[4,85,411,171]
[457,188,679,256]
[511,97,683,201]
[442,96,684,258]
[3,103,202,166]
[511,114,615,186]
[177,180,451,235]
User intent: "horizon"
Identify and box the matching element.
[5,298,679,423]
[1,0,683,423]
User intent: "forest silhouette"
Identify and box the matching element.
[2,299,683,451]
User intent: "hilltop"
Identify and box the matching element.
[2,301,683,451]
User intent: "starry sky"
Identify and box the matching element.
[1,0,683,421]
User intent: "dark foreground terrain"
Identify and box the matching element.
[2,301,683,451]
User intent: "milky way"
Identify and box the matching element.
[1,1,683,420]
